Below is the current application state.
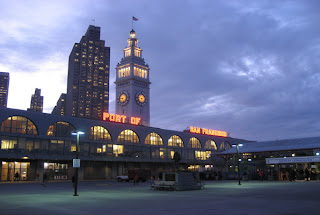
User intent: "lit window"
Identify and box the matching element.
[134,50,141,57]
[113,144,124,157]
[170,151,175,159]
[71,144,76,152]
[205,140,217,150]
[88,126,112,141]
[145,133,163,145]
[0,116,38,135]
[195,151,211,160]
[118,66,131,78]
[117,130,139,144]
[47,121,75,137]
[188,137,201,148]
[168,135,184,147]
[220,142,231,151]
[160,149,164,159]
[125,50,131,57]
[134,67,147,79]
[1,138,17,149]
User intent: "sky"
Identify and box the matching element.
[0,0,319,141]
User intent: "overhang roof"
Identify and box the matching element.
[219,136,320,154]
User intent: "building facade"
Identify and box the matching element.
[52,93,66,116]
[0,108,246,181]
[27,88,43,112]
[0,72,9,108]
[115,30,150,126]
[219,138,320,181]
[65,25,110,120]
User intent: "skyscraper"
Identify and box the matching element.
[115,29,151,126]
[0,72,9,108]
[52,93,66,116]
[66,25,110,120]
[27,88,43,112]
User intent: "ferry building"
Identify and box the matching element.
[0,107,246,181]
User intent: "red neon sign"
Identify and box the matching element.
[103,112,141,125]
[189,126,227,137]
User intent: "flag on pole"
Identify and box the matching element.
[133,16,138,21]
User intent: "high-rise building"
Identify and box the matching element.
[66,25,110,120]
[27,88,43,112]
[0,72,9,108]
[52,93,66,116]
[115,29,151,126]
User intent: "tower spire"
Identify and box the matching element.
[115,27,151,126]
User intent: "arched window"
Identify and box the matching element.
[47,121,76,137]
[168,135,184,147]
[88,126,112,141]
[145,132,163,145]
[220,141,232,151]
[117,130,139,144]
[188,137,201,148]
[205,140,217,150]
[0,116,38,135]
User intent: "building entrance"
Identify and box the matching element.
[1,161,30,181]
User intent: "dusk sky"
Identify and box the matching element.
[0,0,319,141]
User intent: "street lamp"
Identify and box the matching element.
[233,143,243,185]
[71,131,84,196]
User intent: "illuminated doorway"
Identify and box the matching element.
[1,161,30,181]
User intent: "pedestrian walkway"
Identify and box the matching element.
[0,180,319,215]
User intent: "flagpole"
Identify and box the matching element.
[132,16,138,30]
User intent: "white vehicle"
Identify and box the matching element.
[117,175,129,182]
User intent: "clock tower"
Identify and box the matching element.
[115,29,151,126]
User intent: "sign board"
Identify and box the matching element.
[102,112,141,125]
[73,159,80,168]
[189,126,228,137]
[266,156,320,164]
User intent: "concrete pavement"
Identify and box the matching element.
[0,180,319,215]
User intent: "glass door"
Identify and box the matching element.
[1,161,30,181]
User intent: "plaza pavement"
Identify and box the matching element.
[0,180,319,215]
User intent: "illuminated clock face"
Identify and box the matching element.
[135,92,147,106]
[138,94,145,103]
[120,94,127,103]
[118,91,129,106]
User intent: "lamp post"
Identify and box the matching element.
[72,131,84,196]
[233,143,243,185]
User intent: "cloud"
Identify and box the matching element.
[1,0,320,141]
[0,51,68,113]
